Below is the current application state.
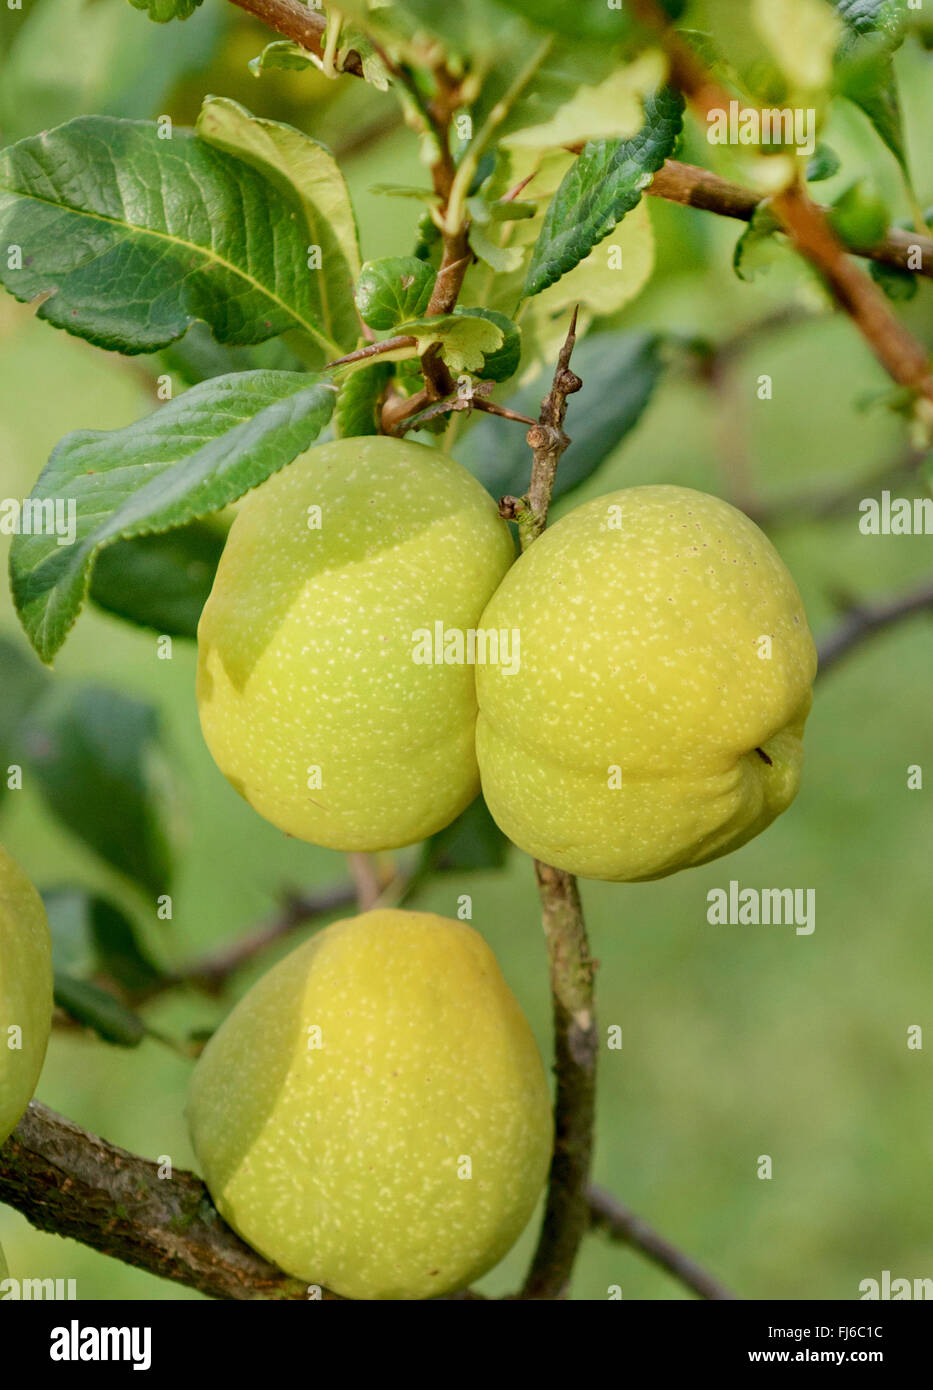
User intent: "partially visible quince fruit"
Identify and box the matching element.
[0,844,53,1145]
[187,909,552,1300]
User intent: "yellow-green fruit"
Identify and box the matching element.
[0,845,53,1144]
[0,1241,7,1278]
[476,486,816,881]
[197,437,514,851]
[187,910,552,1300]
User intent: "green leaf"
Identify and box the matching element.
[460,331,667,501]
[248,40,316,75]
[453,307,522,383]
[335,363,393,437]
[44,888,162,994]
[368,184,439,203]
[493,0,633,42]
[366,0,516,55]
[196,97,361,359]
[10,370,336,664]
[733,202,784,281]
[522,88,683,301]
[337,24,391,90]
[0,638,49,806]
[499,49,670,149]
[833,1,909,174]
[829,180,890,247]
[53,972,146,1047]
[23,685,175,897]
[461,147,653,370]
[806,143,842,181]
[474,38,621,149]
[128,0,203,19]
[396,313,505,375]
[752,0,842,91]
[869,259,918,301]
[468,223,526,275]
[0,116,347,359]
[834,0,905,43]
[354,257,436,330]
[89,520,228,640]
[420,796,508,874]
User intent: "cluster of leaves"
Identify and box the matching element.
[0,0,926,681]
[0,5,690,665]
[692,0,925,294]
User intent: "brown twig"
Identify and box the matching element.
[816,575,933,677]
[325,335,417,371]
[227,0,364,76]
[499,306,582,547]
[523,865,598,1299]
[0,1104,729,1303]
[587,1185,738,1300]
[0,1103,319,1300]
[150,882,357,998]
[498,311,598,1300]
[381,74,473,432]
[632,0,933,405]
[647,161,933,280]
[391,380,539,434]
[348,853,382,911]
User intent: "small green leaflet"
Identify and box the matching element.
[493,0,633,42]
[395,314,505,374]
[806,143,841,181]
[0,116,348,358]
[44,888,163,994]
[355,257,436,330]
[10,370,336,663]
[53,973,147,1047]
[128,0,203,19]
[834,1,904,41]
[833,0,909,176]
[522,88,683,301]
[733,203,783,281]
[453,307,522,383]
[249,40,316,75]
[336,363,393,437]
[196,97,361,359]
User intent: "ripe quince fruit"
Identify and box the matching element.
[197,437,514,850]
[475,486,816,880]
[187,909,552,1300]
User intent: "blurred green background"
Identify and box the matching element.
[1,0,931,1300]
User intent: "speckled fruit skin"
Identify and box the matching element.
[197,437,514,851]
[476,486,816,881]
[187,910,552,1300]
[0,845,53,1144]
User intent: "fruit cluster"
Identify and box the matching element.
[2,438,815,1301]
[197,436,816,880]
[188,436,815,1296]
